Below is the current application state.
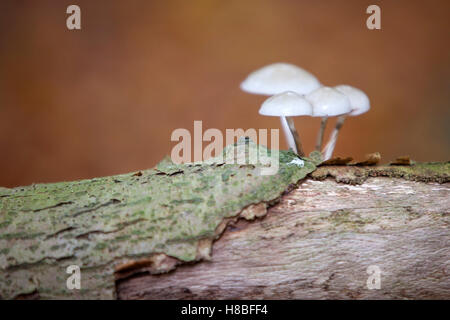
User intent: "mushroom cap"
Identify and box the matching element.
[241,62,321,95]
[306,87,352,117]
[334,85,370,116]
[259,91,313,117]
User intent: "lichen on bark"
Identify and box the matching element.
[311,162,449,185]
[0,138,316,299]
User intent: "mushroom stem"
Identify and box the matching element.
[286,116,305,157]
[315,117,328,151]
[280,116,298,154]
[322,115,347,160]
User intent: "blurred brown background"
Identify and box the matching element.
[0,0,449,187]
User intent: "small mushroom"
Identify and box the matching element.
[241,63,321,155]
[259,91,313,156]
[305,87,352,153]
[322,85,370,161]
[241,62,321,95]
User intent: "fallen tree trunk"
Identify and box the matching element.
[118,169,450,299]
[0,140,317,299]
[0,140,448,299]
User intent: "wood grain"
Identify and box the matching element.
[118,177,450,299]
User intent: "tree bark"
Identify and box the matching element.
[0,140,316,299]
[1,149,449,299]
[118,167,450,299]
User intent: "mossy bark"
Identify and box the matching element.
[1,138,448,299]
[0,139,316,299]
[312,162,449,184]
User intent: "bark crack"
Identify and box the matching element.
[72,199,121,217]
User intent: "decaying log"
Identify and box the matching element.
[0,140,316,299]
[0,139,448,299]
[118,169,450,299]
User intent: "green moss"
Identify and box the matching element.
[0,232,45,240]
[328,209,375,229]
[312,162,449,185]
[94,242,108,250]
[0,138,316,299]
[0,220,11,229]
[28,245,39,253]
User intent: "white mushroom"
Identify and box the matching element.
[240,62,321,156]
[305,86,352,153]
[322,85,370,160]
[259,91,313,156]
[241,62,321,95]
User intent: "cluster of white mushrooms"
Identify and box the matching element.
[240,63,370,161]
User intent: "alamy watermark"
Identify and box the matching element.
[66,5,81,30]
[66,265,81,290]
[171,121,280,175]
[366,5,381,30]
[366,265,381,290]
[65,5,380,31]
